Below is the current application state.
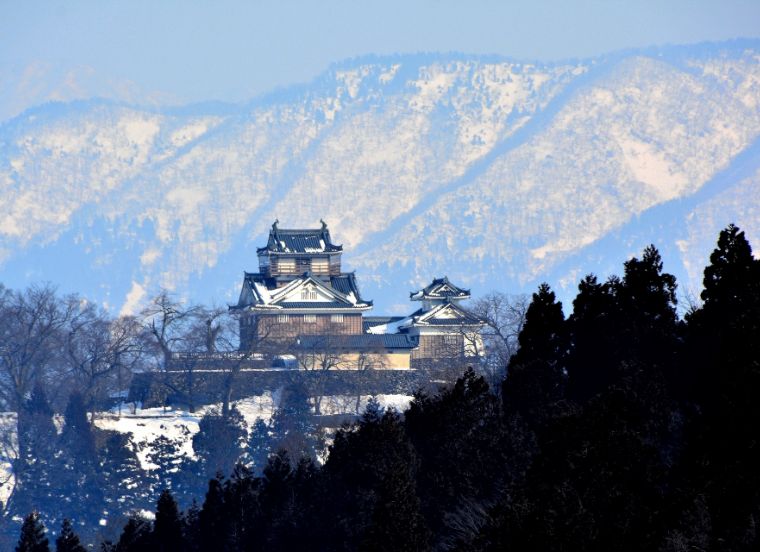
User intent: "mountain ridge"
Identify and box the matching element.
[1,41,759,314]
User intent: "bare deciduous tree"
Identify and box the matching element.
[352,349,388,414]
[203,307,270,419]
[63,303,145,418]
[469,292,529,388]
[294,334,351,415]
[139,290,202,368]
[0,284,77,412]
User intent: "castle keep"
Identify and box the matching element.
[233,221,484,369]
[131,221,484,407]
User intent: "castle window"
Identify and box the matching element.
[312,258,329,273]
[277,314,289,323]
[278,258,296,273]
[304,314,317,323]
[444,335,459,345]
[331,314,344,323]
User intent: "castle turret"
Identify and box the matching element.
[410,276,471,311]
[257,219,343,286]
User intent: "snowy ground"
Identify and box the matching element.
[95,393,279,470]
[317,394,413,416]
[0,392,414,507]
[0,413,16,509]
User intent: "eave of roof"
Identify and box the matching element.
[409,301,484,326]
[410,276,471,300]
[296,333,417,350]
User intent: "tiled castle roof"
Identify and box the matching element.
[237,272,372,309]
[410,276,471,301]
[257,219,342,254]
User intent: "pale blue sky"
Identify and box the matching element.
[2,0,759,104]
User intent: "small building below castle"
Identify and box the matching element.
[233,221,484,370]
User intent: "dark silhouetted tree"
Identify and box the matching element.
[269,384,323,463]
[566,274,622,401]
[405,369,510,547]
[145,433,200,508]
[54,392,104,534]
[684,224,760,547]
[100,432,147,517]
[152,490,183,552]
[114,518,151,552]
[321,406,430,550]
[223,464,261,551]
[197,475,228,552]
[16,512,49,552]
[502,283,567,427]
[55,519,85,552]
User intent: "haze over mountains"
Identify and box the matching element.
[1,40,759,314]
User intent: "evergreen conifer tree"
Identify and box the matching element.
[618,245,679,379]
[55,519,85,552]
[16,512,49,552]
[245,417,272,474]
[684,224,760,547]
[566,274,621,401]
[502,283,567,426]
[405,369,508,545]
[100,432,148,518]
[197,475,228,552]
[701,223,759,310]
[321,408,428,550]
[145,434,200,508]
[360,459,431,552]
[223,464,261,551]
[114,518,151,552]
[269,384,323,463]
[152,490,183,552]
[192,407,247,480]
[181,500,201,552]
[55,392,105,531]
[11,385,58,522]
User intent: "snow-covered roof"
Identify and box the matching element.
[257,219,342,254]
[365,316,411,335]
[236,272,372,311]
[406,301,483,327]
[410,276,470,301]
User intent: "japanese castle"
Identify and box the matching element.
[234,220,484,369]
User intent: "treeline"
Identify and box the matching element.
[0,285,251,417]
[0,265,521,545]
[13,223,760,550]
[0,284,332,545]
[4,373,326,547]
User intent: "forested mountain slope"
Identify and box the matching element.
[1,41,759,311]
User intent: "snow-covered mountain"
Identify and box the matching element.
[1,41,759,314]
